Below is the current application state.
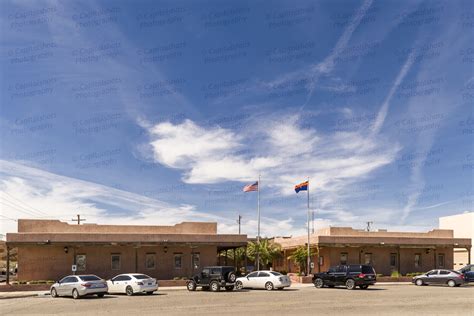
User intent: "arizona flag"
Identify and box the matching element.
[243,181,259,192]
[294,180,309,193]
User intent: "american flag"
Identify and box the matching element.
[243,181,258,192]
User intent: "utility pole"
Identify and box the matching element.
[311,210,315,234]
[237,214,242,235]
[71,214,86,225]
[366,221,373,232]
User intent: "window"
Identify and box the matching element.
[438,254,445,268]
[414,253,421,268]
[112,275,131,281]
[174,253,182,269]
[390,253,397,267]
[62,276,78,283]
[439,270,450,275]
[133,274,151,279]
[328,267,336,273]
[192,253,200,269]
[426,270,438,276]
[202,268,210,276]
[364,253,373,265]
[258,272,270,277]
[319,256,324,266]
[270,272,282,276]
[76,254,86,271]
[146,253,156,270]
[111,254,121,270]
[336,266,346,273]
[340,253,348,265]
[78,275,100,281]
[247,272,258,278]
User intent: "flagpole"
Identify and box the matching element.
[307,177,310,276]
[257,174,261,271]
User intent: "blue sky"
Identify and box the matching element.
[0,0,473,236]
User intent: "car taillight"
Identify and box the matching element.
[137,282,144,285]
[358,273,366,278]
[81,283,92,288]
[459,274,464,279]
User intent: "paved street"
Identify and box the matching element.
[1,284,473,315]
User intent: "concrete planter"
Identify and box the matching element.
[288,274,313,284]
[157,279,188,287]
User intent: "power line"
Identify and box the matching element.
[0,214,17,221]
[0,200,43,218]
[1,192,49,216]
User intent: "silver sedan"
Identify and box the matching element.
[50,275,108,299]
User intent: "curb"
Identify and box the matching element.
[0,292,49,299]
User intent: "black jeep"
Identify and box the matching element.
[187,266,237,292]
[312,264,376,290]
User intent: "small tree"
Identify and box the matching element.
[247,239,282,270]
[288,246,316,275]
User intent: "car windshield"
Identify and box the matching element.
[79,275,101,281]
[133,274,151,279]
[270,272,282,276]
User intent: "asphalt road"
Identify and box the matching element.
[1,284,473,315]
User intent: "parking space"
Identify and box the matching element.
[1,284,473,315]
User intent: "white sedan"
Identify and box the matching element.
[235,271,291,291]
[107,274,158,296]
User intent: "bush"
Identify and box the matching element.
[279,270,288,275]
[390,271,400,278]
[173,277,180,280]
[405,272,424,277]
[376,274,383,278]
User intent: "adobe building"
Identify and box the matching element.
[5,219,247,282]
[272,227,471,276]
[439,212,474,269]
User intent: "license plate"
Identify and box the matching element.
[148,283,152,285]
[368,276,372,279]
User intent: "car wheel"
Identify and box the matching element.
[126,286,134,296]
[314,278,324,288]
[50,288,58,298]
[415,279,424,286]
[265,282,274,291]
[225,285,234,291]
[345,279,355,290]
[146,291,154,295]
[227,272,237,283]
[187,281,197,291]
[447,280,456,287]
[72,289,80,299]
[359,285,369,289]
[97,293,105,298]
[235,281,243,290]
[210,281,220,292]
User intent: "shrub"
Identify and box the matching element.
[405,272,424,277]
[279,270,288,275]
[173,277,180,280]
[376,274,383,278]
[390,271,400,278]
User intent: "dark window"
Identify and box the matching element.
[270,272,281,276]
[340,253,348,265]
[470,266,474,272]
[328,267,336,273]
[133,274,151,279]
[146,253,155,270]
[362,266,375,274]
[390,253,397,267]
[211,268,221,274]
[79,275,100,281]
[438,254,445,268]
[258,272,270,277]
[111,254,121,270]
[113,275,132,281]
[426,270,438,276]
[348,265,362,272]
[415,254,421,268]
[439,270,450,275]
[247,272,258,278]
[63,276,78,283]
[202,268,210,275]
[336,266,346,273]
[174,254,182,269]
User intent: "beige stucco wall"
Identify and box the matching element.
[439,212,474,268]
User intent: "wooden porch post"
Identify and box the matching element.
[468,246,472,265]
[397,246,401,275]
[6,246,10,285]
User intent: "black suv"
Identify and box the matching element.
[313,264,376,290]
[187,266,237,292]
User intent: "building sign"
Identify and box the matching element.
[71,265,77,272]
[76,254,86,271]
